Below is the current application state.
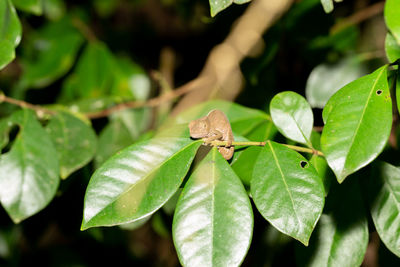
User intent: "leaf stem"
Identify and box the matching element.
[209,140,324,157]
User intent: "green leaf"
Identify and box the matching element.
[0,109,59,223]
[232,120,278,186]
[12,0,42,15]
[95,109,151,167]
[81,138,202,230]
[0,0,22,46]
[171,100,270,136]
[173,147,253,266]
[60,42,116,102]
[0,0,21,69]
[385,32,400,63]
[270,91,313,146]
[251,141,325,245]
[46,111,97,179]
[296,179,368,267]
[0,40,15,69]
[369,161,400,257]
[210,0,251,17]
[321,66,392,182]
[306,57,366,108]
[21,18,84,88]
[385,0,400,43]
[111,57,151,101]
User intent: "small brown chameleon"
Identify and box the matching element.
[188,109,234,160]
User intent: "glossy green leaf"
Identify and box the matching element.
[251,141,325,245]
[0,109,59,223]
[306,57,366,108]
[173,147,253,266]
[369,161,400,257]
[0,40,15,69]
[0,0,21,69]
[21,18,84,88]
[46,111,97,179]
[12,0,42,15]
[270,91,313,146]
[385,32,400,63]
[210,0,251,17]
[95,109,151,167]
[81,138,202,230]
[172,100,270,136]
[296,179,368,267]
[385,0,400,43]
[321,66,392,182]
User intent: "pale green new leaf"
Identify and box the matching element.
[0,109,59,223]
[296,179,368,267]
[173,148,253,266]
[385,0,400,43]
[210,0,251,17]
[321,65,392,182]
[270,91,313,146]
[46,111,97,179]
[369,162,400,257]
[251,141,325,245]
[81,138,202,230]
[306,57,366,108]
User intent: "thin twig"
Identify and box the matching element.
[209,140,324,157]
[71,17,98,42]
[0,92,55,117]
[330,1,385,34]
[85,77,206,119]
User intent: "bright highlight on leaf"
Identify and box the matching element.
[251,141,325,245]
[173,147,253,266]
[0,109,59,223]
[270,91,313,147]
[81,137,202,230]
[321,65,392,183]
[369,161,400,257]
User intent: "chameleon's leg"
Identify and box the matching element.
[203,131,223,145]
[218,146,234,160]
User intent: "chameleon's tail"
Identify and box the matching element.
[218,146,234,160]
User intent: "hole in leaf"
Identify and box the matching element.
[300,161,308,168]
[376,90,383,95]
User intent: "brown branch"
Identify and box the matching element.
[0,92,55,117]
[330,1,385,34]
[71,17,98,42]
[84,77,207,119]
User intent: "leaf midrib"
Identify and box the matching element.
[342,67,386,177]
[268,141,302,232]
